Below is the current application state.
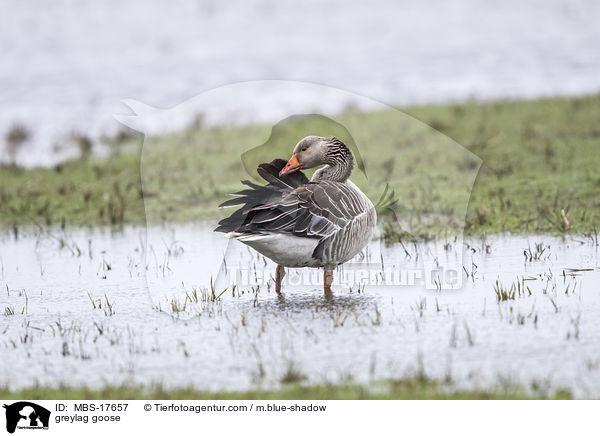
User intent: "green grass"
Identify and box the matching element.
[1,94,599,240]
[0,378,572,400]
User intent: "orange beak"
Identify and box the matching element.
[279,154,302,176]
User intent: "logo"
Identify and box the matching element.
[2,402,50,434]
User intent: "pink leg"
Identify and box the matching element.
[324,270,333,297]
[275,265,285,293]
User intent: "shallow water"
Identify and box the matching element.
[1,224,599,397]
[2,0,600,165]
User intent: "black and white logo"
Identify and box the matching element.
[3,402,50,434]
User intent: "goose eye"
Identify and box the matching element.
[301,147,308,152]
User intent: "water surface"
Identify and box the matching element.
[1,225,599,397]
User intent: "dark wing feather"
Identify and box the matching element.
[215,159,307,233]
[256,159,309,189]
[215,162,367,262]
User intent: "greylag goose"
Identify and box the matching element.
[215,136,376,295]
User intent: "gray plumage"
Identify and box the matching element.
[215,136,376,270]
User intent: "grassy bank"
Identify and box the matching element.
[0,378,572,400]
[1,94,599,240]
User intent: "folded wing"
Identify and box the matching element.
[217,159,360,231]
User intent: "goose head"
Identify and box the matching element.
[280,136,351,177]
